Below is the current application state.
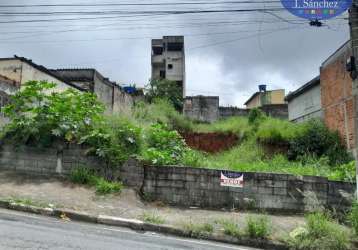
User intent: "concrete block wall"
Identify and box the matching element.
[0,145,355,213]
[141,165,356,212]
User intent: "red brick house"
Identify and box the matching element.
[320,41,355,150]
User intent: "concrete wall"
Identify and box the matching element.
[0,145,355,213]
[260,104,288,120]
[320,41,354,150]
[288,84,322,122]
[219,107,249,119]
[183,96,219,123]
[93,71,114,114]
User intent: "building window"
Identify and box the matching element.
[168,64,173,70]
[159,70,166,79]
[152,46,163,55]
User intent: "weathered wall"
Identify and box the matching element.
[320,41,354,150]
[183,96,219,123]
[180,132,239,153]
[112,87,134,114]
[260,104,288,120]
[0,145,355,213]
[219,107,249,119]
[93,71,114,114]
[0,59,73,93]
[288,84,322,122]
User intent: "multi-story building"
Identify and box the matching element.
[151,36,186,97]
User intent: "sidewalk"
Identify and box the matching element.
[0,171,305,245]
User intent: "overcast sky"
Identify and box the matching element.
[0,0,349,107]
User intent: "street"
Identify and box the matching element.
[0,208,260,250]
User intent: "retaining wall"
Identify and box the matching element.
[0,145,355,213]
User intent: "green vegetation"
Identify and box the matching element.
[288,213,351,250]
[348,202,358,236]
[140,212,165,224]
[182,222,214,238]
[4,197,52,208]
[69,167,122,195]
[244,215,271,239]
[146,79,183,111]
[1,81,354,181]
[215,219,241,238]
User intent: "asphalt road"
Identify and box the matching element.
[0,208,260,250]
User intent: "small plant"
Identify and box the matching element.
[245,215,270,239]
[5,197,52,208]
[216,219,241,237]
[183,222,214,238]
[95,177,123,195]
[69,167,122,195]
[140,212,165,224]
[348,201,358,236]
[288,212,350,250]
[69,167,96,185]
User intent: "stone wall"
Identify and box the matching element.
[180,132,239,153]
[0,145,355,213]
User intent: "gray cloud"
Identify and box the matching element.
[0,0,350,106]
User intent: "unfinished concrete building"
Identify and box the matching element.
[151,36,186,97]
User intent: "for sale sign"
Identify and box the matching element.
[281,0,352,20]
[220,171,244,188]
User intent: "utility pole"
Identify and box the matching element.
[349,1,358,200]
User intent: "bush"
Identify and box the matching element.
[80,116,141,166]
[2,81,104,146]
[288,213,350,250]
[245,215,270,239]
[288,119,352,165]
[145,79,183,111]
[348,202,358,236]
[142,124,188,165]
[248,108,266,126]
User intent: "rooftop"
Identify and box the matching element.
[285,76,320,102]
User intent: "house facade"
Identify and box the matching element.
[320,41,355,150]
[244,89,286,109]
[285,76,322,122]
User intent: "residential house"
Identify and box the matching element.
[320,40,354,150]
[285,76,322,122]
[50,68,135,114]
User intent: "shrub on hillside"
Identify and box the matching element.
[79,116,141,166]
[142,124,188,165]
[288,119,352,165]
[133,99,193,132]
[245,215,270,239]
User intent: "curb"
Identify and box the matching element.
[0,200,288,250]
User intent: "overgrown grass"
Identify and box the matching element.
[215,219,241,237]
[244,215,271,239]
[182,222,214,238]
[191,117,250,138]
[288,212,351,250]
[348,202,358,236]
[140,212,165,224]
[69,167,123,195]
[4,197,51,208]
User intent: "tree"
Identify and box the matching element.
[146,79,183,111]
